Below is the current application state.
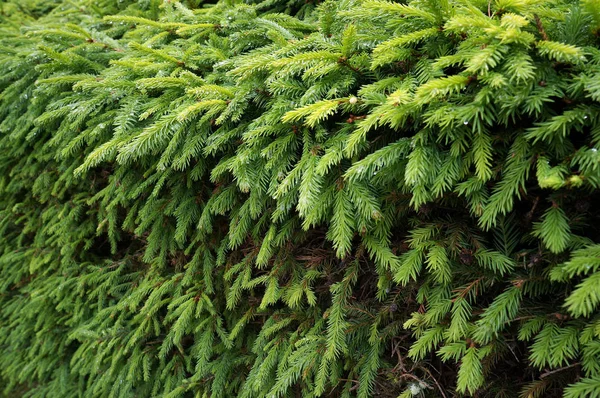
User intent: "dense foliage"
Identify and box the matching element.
[1,0,600,396]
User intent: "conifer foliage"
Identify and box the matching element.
[1,0,600,396]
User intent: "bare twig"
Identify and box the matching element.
[421,366,449,398]
[534,14,549,41]
[540,362,580,379]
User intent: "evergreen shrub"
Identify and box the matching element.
[1,0,600,396]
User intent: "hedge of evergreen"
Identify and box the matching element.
[1,0,600,396]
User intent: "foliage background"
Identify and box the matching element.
[1,0,600,396]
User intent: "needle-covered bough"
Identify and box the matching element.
[1,0,600,396]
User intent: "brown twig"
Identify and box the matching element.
[540,362,580,378]
[526,196,540,221]
[421,366,449,398]
[534,14,549,41]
